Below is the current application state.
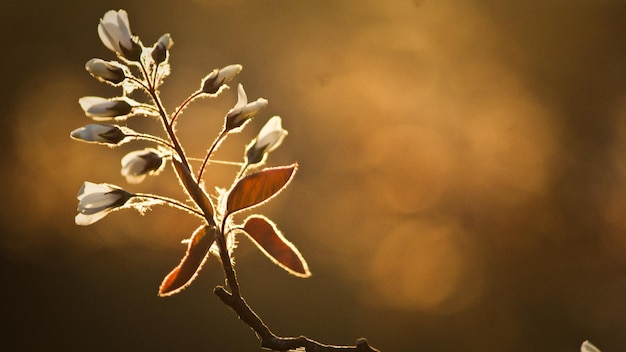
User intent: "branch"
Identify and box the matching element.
[214,287,379,352]
[213,217,379,352]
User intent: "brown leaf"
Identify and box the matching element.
[158,225,215,296]
[227,164,297,216]
[242,215,310,277]
[172,158,214,218]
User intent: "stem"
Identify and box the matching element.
[133,193,204,218]
[152,62,159,89]
[170,90,204,128]
[127,76,152,92]
[214,286,379,352]
[187,157,244,167]
[235,162,250,181]
[215,229,240,297]
[126,133,175,149]
[139,60,192,171]
[136,57,218,227]
[214,219,379,351]
[137,103,161,115]
[152,93,191,168]
[197,129,227,180]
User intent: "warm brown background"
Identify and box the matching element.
[2,0,626,351]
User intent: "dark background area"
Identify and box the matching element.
[1,0,626,351]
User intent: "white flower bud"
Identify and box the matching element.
[246,116,288,165]
[78,96,134,120]
[581,341,601,352]
[85,58,126,85]
[121,148,166,184]
[70,124,128,145]
[76,182,133,225]
[97,9,141,61]
[201,64,242,94]
[151,33,173,64]
[225,84,268,131]
[157,33,173,49]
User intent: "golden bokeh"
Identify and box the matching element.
[2,0,625,351]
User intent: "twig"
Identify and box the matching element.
[214,226,379,352]
[214,287,379,352]
[213,286,379,352]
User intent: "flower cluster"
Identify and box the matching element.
[72,9,308,297]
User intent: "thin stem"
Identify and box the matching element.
[155,94,190,167]
[139,59,153,89]
[133,193,204,218]
[170,90,204,128]
[187,157,245,167]
[136,57,217,226]
[136,103,160,115]
[197,129,227,180]
[139,60,192,171]
[235,162,250,181]
[152,62,159,89]
[126,133,175,149]
[126,75,151,93]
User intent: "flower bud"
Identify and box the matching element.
[78,96,134,120]
[581,341,601,352]
[201,64,242,94]
[76,182,133,225]
[98,9,142,61]
[225,84,268,131]
[70,124,128,145]
[246,116,288,165]
[85,58,126,85]
[151,33,173,65]
[121,148,166,184]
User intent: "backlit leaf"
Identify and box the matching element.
[158,225,215,296]
[242,215,310,277]
[172,158,214,218]
[227,163,297,216]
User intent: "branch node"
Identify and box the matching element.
[213,285,234,304]
[356,338,380,352]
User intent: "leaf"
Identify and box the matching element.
[158,225,215,296]
[227,163,297,216]
[242,215,310,277]
[172,158,214,218]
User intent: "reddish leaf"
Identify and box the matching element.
[158,225,215,296]
[172,158,214,218]
[242,215,310,277]
[227,164,297,216]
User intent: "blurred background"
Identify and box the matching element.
[1,0,626,351]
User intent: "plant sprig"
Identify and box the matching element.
[71,9,379,352]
